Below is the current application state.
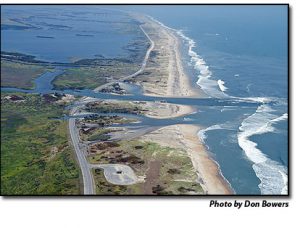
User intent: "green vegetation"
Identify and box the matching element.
[1,92,80,195]
[1,60,50,89]
[90,140,203,195]
[85,100,145,114]
[52,62,140,90]
[80,128,115,141]
[82,115,137,126]
[52,67,107,90]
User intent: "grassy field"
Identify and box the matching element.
[1,60,50,89]
[1,92,80,195]
[90,140,203,195]
[52,62,140,90]
[80,128,121,142]
[85,100,145,114]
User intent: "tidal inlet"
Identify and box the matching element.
[1,5,288,195]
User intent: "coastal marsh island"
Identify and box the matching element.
[1,5,288,195]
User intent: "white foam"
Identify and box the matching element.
[271,113,288,123]
[149,15,288,195]
[148,15,229,99]
[183,117,193,121]
[197,124,223,142]
[217,79,228,92]
[238,104,288,194]
[197,121,236,142]
[279,169,288,194]
[246,83,252,93]
[176,30,230,98]
[239,96,272,104]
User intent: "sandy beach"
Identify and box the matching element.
[135,15,233,194]
[130,14,202,98]
[143,101,195,119]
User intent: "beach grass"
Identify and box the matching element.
[89,139,203,195]
[85,100,144,114]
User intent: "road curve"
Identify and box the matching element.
[68,24,155,194]
[93,25,155,92]
[69,117,95,194]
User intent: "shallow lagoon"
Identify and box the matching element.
[1,6,142,63]
[1,5,288,195]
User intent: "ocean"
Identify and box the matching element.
[1,5,288,195]
[125,5,288,195]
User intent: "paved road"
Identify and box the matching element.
[90,164,139,185]
[68,25,155,194]
[93,25,155,92]
[69,117,95,195]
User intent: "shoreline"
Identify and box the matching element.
[138,15,233,194]
[178,125,234,194]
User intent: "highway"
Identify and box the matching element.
[69,117,95,195]
[68,24,155,195]
[93,25,155,92]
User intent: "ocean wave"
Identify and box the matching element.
[176,30,230,99]
[197,124,223,142]
[149,16,286,107]
[148,15,288,195]
[147,15,229,99]
[271,113,288,123]
[217,79,228,92]
[238,96,273,104]
[237,104,288,194]
[197,121,237,142]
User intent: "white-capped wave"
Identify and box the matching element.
[217,79,228,92]
[148,16,285,107]
[148,15,288,195]
[183,117,194,121]
[197,121,236,142]
[147,15,229,99]
[279,169,288,194]
[176,30,230,98]
[238,96,273,104]
[197,124,223,142]
[238,104,288,194]
[271,113,288,123]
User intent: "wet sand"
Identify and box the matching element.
[138,15,233,194]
